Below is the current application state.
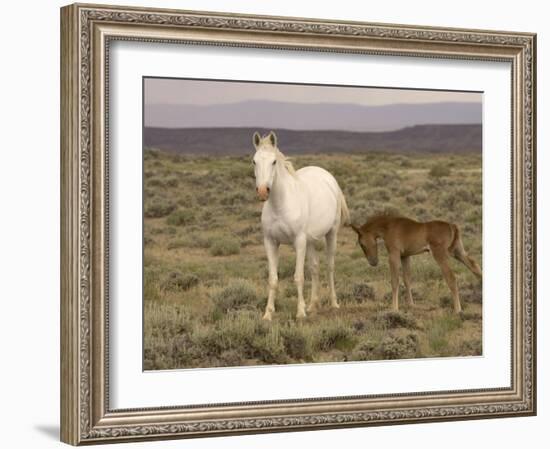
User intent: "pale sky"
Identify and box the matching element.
[144,77,481,107]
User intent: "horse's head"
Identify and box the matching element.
[252,131,279,202]
[351,224,379,267]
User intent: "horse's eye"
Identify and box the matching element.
[272,160,276,165]
[252,160,256,165]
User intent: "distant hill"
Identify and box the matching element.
[143,124,482,155]
[145,101,481,132]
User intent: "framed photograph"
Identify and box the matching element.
[60,3,537,445]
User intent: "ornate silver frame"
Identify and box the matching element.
[60,3,536,445]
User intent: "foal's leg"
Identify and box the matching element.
[431,246,462,314]
[294,233,308,319]
[262,237,279,321]
[401,256,415,306]
[325,228,340,309]
[306,242,321,312]
[389,251,402,311]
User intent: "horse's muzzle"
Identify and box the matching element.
[257,185,270,201]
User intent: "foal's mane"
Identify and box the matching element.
[363,211,403,230]
[367,211,403,222]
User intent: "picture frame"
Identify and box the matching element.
[60,2,536,445]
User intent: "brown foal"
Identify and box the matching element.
[351,215,482,314]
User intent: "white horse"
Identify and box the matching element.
[252,131,350,320]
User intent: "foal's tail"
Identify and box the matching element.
[450,224,482,279]
[339,192,351,227]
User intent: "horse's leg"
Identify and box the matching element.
[432,245,462,314]
[294,233,307,319]
[262,237,279,321]
[326,228,340,309]
[401,256,415,306]
[389,251,402,311]
[306,242,320,312]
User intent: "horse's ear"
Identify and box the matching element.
[253,132,261,150]
[350,224,361,235]
[268,131,277,147]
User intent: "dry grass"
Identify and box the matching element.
[143,150,482,370]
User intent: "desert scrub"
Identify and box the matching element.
[378,333,419,359]
[437,191,467,211]
[161,271,199,292]
[144,302,192,340]
[236,224,262,237]
[211,279,259,313]
[144,198,176,218]
[209,237,241,256]
[143,148,160,160]
[429,163,452,178]
[191,311,258,356]
[459,338,482,356]
[143,303,196,369]
[167,233,213,250]
[348,338,378,361]
[252,325,288,364]
[461,282,483,304]
[375,310,418,330]
[220,192,248,206]
[280,325,315,361]
[427,314,463,354]
[360,187,391,202]
[341,282,375,304]
[166,209,195,226]
[143,268,162,302]
[146,177,165,187]
[263,256,296,280]
[315,319,356,351]
[143,150,483,368]
[191,312,287,365]
[164,176,179,188]
[406,188,428,204]
[369,171,401,187]
[453,187,481,205]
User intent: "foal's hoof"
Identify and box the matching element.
[262,312,273,321]
[296,310,307,320]
[331,302,340,310]
[307,303,319,313]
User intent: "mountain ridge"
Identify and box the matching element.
[144,124,482,155]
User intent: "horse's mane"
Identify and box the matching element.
[275,149,296,176]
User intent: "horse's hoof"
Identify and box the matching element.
[262,312,273,321]
[331,302,340,310]
[296,311,307,320]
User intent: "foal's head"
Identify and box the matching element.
[351,224,379,267]
[252,131,278,201]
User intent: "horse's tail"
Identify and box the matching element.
[340,191,351,227]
